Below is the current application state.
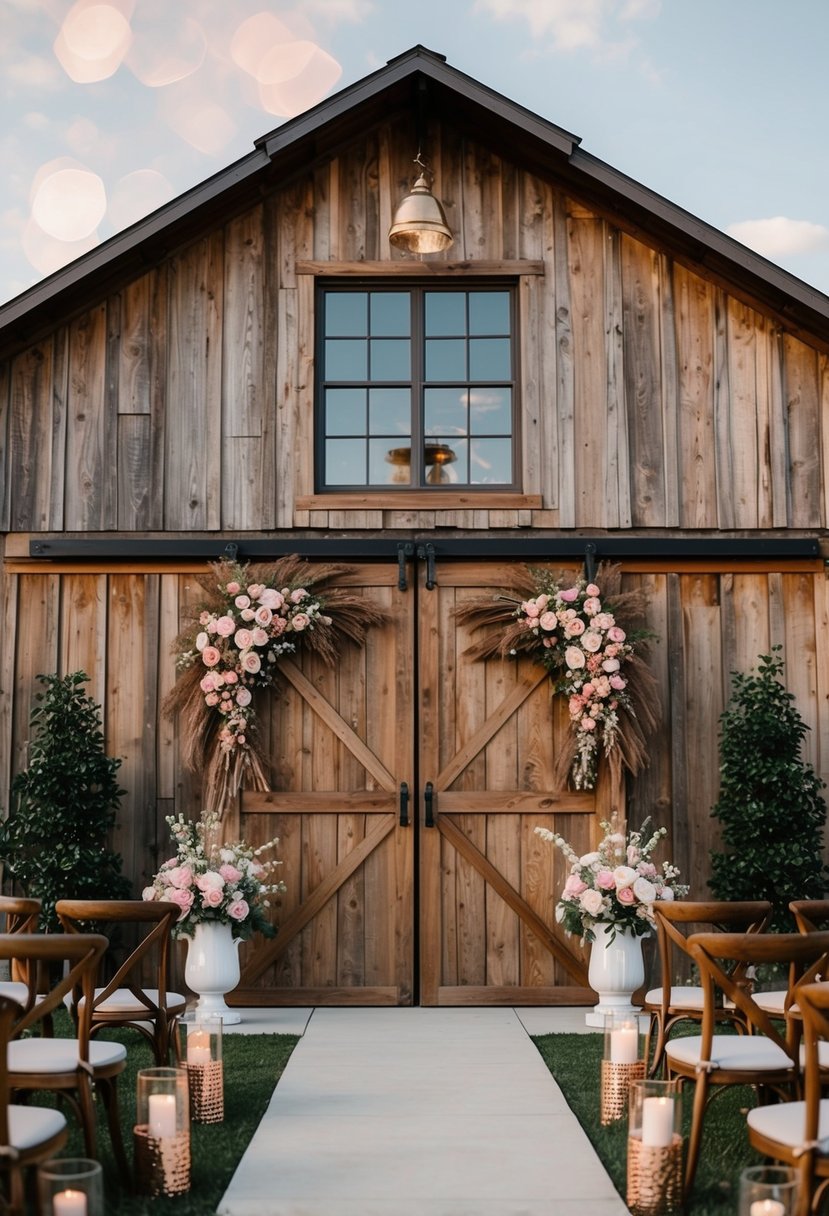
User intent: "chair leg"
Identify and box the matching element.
[682,1072,710,1200]
[98,1077,130,1182]
[77,1074,98,1159]
[646,1013,668,1077]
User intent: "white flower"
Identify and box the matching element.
[579,851,600,866]
[658,886,675,902]
[612,865,637,889]
[565,646,586,670]
[579,889,605,917]
[632,876,657,904]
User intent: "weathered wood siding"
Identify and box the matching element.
[1,121,827,536]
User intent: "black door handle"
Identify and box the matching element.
[399,782,410,827]
[424,781,435,828]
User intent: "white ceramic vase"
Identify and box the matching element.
[184,919,243,1025]
[585,921,645,1027]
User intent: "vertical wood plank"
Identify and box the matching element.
[726,298,759,527]
[568,210,607,526]
[606,228,630,527]
[673,265,716,527]
[621,236,664,526]
[783,335,821,527]
[65,306,114,530]
[9,342,54,531]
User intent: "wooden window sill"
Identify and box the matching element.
[295,492,543,510]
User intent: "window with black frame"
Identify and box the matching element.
[317,284,516,490]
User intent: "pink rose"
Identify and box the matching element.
[235,687,252,707]
[228,898,249,921]
[205,692,219,706]
[608,626,627,643]
[602,658,621,672]
[559,587,579,603]
[234,629,253,650]
[523,600,540,619]
[539,612,557,631]
[142,886,157,901]
[594,613,615,630]
[215,615,235,637]
[241,608,256,621]
[241,651,261,673]
[201,646,221,667]
[201,887,224,908]
[246,584,263,599]
[596,870,616,890]
[219,863,242,884]
[226,582,241,595]
[585,584,600,597]
[565,618,585,637]
[254,606,273,627]
[568,695,583,715]
[581,631,602,652]
[583,597,601,616]
[200,675,216,693]
[290,588,308,604]
[616,886,636,905]
[235,595,251,609]
[168,888,194,918]
[291,613,310,632]
[251,627,269,647]
[260,590,283,609]
[168,865,193,889]
[580,717,596,731]
[563,874,587,897]
[196,871,224,892]
[610,674,626,691]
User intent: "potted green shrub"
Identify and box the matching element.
[0,671,131,930]
[709,648,828,931]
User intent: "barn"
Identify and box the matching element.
[0,45,826,1008]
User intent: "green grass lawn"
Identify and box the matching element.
[35,1020,298,1216]
[533,1032,767,1216]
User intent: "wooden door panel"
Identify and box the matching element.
[232,568,414,1006]
[419,561,610,1006]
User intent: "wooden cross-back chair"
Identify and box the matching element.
[642,899,773,1077]
[0,932,130,1178]
[56,899,186,1065]
[0,898,42,1016]
[668,930,829,1200]
[752,901,829,1021]
[747,979,829,1216]
[0,994,67,1216]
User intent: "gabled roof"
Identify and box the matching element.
[2,44,828,355]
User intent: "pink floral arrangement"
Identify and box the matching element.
[535,816,687,941]
[143,812,286,940]
[180,570,328,757]
[512,575,642,789]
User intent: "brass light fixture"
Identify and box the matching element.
[388,152,453,255]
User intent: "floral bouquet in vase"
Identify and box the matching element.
[535,814,687,943]
[143,811,286,941]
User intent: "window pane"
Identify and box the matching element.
[326,389,365,436]
[469,292,510,335]
[424,438,466,484]
[369,388,411,436]
[371,438,412,485]
[469,388,511,435]
[325,293,367,336]
[470,438,512,484]
[425,338,466,381]
[424,388,468,436]
[469,337,510,380]
[370,338,410,380]
[370,293,410,336]
[325,339,367,380]
[326,438,366,485]
[425,292,466,336]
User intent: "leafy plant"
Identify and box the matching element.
[0,671,131,930]
[709,648,828,931]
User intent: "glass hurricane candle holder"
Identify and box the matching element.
[627,1078,683,1215]
[37,1158,103,1216]
[134,1066,191,1197]
[601,1011,645,1124]
[184,1014,224,1123]
[739,1166,800,1216]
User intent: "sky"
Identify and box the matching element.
[2,0,829,308]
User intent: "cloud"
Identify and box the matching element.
[5,52,63,90]
[726,216,829,258]
[301,0,374,20]
[474,0,660,52]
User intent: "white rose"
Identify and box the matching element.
[613,865,637,889]
[565,646,586,670]
[142,886,157,901]
[579,851,600,866]
[632,877,657,904]
[659,886,675,902]
[580,889,605,917]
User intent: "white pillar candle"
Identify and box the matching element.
[187,1030,211,1065]
[148,1092,177,1138]
[53,1190,87,1216]
[609,1027,638,1064]
[641,1096,674,1147]
[750,1202,785,1216]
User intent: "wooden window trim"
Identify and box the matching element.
[297,260,544,277]
[295,491,544,510]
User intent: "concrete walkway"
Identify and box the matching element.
[216,1007,628,1216]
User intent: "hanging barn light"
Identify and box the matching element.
[388,152,453,255]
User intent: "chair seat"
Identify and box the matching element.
[74,987,186,1016]
[748,1099,829,1151]
[754,989,797,1015]
[8,1037,127,1074]
[0,980,29,1006]
[644,985,705,1010]
[8,1104,66,1150]
[666,1033,793,1072]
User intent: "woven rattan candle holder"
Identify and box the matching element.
[601,1012,644,1125]
[626,1078,683,1216]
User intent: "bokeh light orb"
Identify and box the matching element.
[108,169,174,230]
[230,12,295,78]
[53,1,132,82]
[31,166,107,242]
[127,14,205,87]
[22,217,100,277]
[258,45,342,117]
